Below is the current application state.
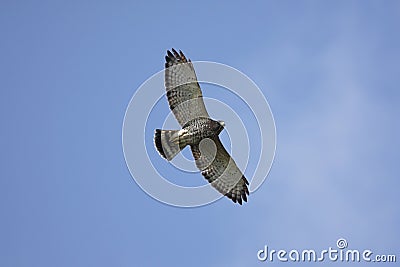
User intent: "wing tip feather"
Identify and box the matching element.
[227,175,250,205]
[165,48,189,65]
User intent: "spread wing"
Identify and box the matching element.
[165,49,210,126]
[191,137,249,205]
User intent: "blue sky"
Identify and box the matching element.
[1,1,399,266]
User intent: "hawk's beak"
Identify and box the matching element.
[219,121,225,127]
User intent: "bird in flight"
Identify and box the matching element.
[154,49,249,205]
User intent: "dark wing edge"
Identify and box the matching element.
[164,49,210,126]
[191,137,250,205]
[165,48,192,69]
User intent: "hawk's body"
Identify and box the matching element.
[181,117,224,144]
[154,49,249,205]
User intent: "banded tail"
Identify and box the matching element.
[154,129,187,160]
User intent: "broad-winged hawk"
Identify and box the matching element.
[154,49,249,205]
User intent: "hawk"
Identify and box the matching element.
[154,49,249,205]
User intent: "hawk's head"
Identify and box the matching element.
[214,120,225,134]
